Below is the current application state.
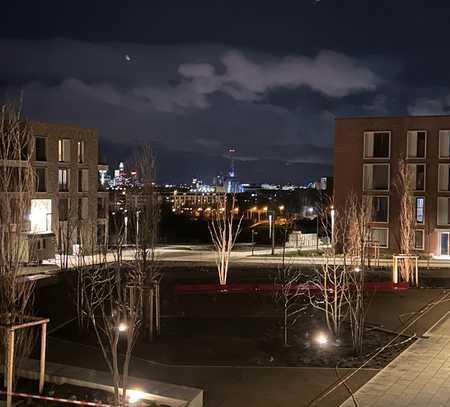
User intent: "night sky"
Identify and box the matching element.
[1,1,450,184]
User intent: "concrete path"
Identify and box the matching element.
[341,314,450,406]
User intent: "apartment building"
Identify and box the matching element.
[30,122,108,256]
[334,115,450,257]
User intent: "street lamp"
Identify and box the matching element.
[124,211,128,246]
[330,206,336,250]
[136,210,141,249]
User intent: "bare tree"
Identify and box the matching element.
[274,255,306,346]
[80,246,142,406]
[309,199,348,340]
[395,158,415,281]
[208,194,243,285]
[344,193,371,355]
[0,103,36,386]
[131,146,161,340]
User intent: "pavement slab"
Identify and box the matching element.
[341,314,450,406]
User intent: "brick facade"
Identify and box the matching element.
[334,115,450,256]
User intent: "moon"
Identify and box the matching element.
[124,54,131,62]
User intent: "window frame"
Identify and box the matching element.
[58,168,70,192]
[415,196,425,225]
[58,139,71,163]
[437,197,450,226]
[35,167,47,192]
[406,130,427,159]
[414,229,425,251]
[35,136,47,162]
[438,164,450,192]
[362,163,390,192]
[363,130,391,160]
[369,195,389,224]
[439,130,450,159]
[408,163,426,192]
[370,227,389,248]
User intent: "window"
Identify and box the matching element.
[408,164,425,191]
[77,140,85,163]
[439,130,450,158]
[370,196,389,222]
[364,131,390,158]
[30,199,51,233]
[97,197,106,219]
[35,167,46,192]
[407,131,426,158]
[437,197,450,225]
[59,198,69,221]
[58,139,71,162]
[97,224,106,246]
[58,168,70,192]
[78,169,89,192]
[370,228,388,248]
[415,197,425,224]
[363,164,389,191]
[438,164,450,192]
[35,137,47,161]
[78,197,89,220]
[414,230,424,250]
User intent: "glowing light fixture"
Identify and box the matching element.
[117,322,128,332]
[127,389,145,404]
[315,332,328,346]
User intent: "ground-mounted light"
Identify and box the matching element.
[117,322,128,332]
[127,389,145,404]
[315,332,328,346]
[354,267,361,273]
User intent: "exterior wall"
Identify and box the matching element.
[30,122,108,252]
[334,115,450,256]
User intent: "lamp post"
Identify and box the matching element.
[136,210,141,249]
[330,206,336,251]
[268,210,275,255]
[124,210,128,246]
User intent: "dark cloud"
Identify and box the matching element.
[0,38,383,184]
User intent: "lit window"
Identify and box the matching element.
[58,168,70,192]
[415,197,425,224]
[30,199,51,233]
[58,139,71,162]
[77,140,85,163]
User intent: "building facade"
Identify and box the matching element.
[30,122,108,255]
[334,115,450,257]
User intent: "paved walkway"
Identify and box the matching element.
[341,314,450,406]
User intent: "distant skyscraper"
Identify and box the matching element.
[224,147,242,193]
